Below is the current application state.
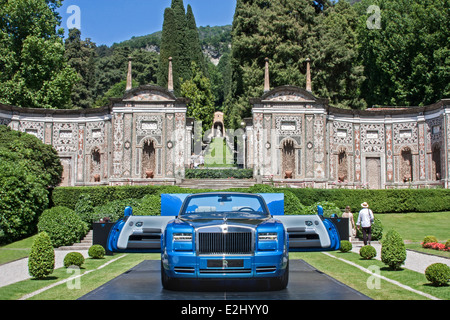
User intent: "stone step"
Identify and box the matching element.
[57,230,93,251]
[179,179,257,190]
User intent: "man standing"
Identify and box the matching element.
[357,202,374,245]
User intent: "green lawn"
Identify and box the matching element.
[0,235,37,265]
[375,212,450,243]
[203,137,235,167]
[295,251,449,300]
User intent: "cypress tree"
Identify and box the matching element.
[158,7,177,91]
[158,0,206,96]
[171,0,190,93]
[186,4,207,76]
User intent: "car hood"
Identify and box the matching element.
[178,212,272,229]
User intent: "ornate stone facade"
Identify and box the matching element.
[1,80,450,189]
[246,85,450,189]
[0,85,191,187]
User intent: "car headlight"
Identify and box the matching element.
[173,233,192,241]
[259,233,278,241]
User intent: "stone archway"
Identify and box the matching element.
[142,139,156,179]
[281,139,296,179]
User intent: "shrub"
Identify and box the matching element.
[133,194,160,216]
[64,252,85,268]
[93,198,142,222]
[422,242,450,252]
[446,240,450,248]
[425,263,450,287]
[0,160,49,241]
[75,194,95,225]
[360,245,377,260]
[356,218,383,241]
[28,232,55,279]
[283,191,305,215]
[340,240,352,253]
[89,245,106,259]
[38,206,88,248]
[304,201,341,217]
[422,236,438,246]
[381,230,407,270]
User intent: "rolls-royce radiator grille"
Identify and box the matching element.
[198,232,253,255]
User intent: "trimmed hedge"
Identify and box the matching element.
[53,185,450,214]
[185,168,253,179]
[286,188,450,214]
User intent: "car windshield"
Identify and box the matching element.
[180,194,268,216]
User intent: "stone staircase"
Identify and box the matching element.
[179,179,257,190]
[57,230,93,251]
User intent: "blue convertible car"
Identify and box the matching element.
[161,193,289,290]
[107,192,340,290]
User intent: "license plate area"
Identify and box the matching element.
[207,259,244,268]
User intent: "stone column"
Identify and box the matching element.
[126,56,133,91]
[306,58,312,92]
[168,57,174,93]
[264,58,270,93]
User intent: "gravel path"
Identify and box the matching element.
[351,243,449,273]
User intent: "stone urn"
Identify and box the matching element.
[145,170,154,179]
[94,174,101,182]
[285,171,293,179]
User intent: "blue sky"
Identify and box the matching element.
[58,0,237,46]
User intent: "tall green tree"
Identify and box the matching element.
[158,7,178,92]
[0,0,78,109]
[356,0,450,107]
[186,4,207,75]
[309,1,366,109]
[65,28,97,109]
[181,62,215,134]
[226,0,319,128]
[158,0,206,96]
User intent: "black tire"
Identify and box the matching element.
[269,261,289,290]
[161,260,177,290]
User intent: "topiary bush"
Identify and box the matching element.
[38,206,88,248]
[381,230,407,270]
[360,245,377,260]
[425,263,450,287]
[89,244,106,259]
[28,232,55,279]
[340,240,352,253]
[64,252,85,268]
